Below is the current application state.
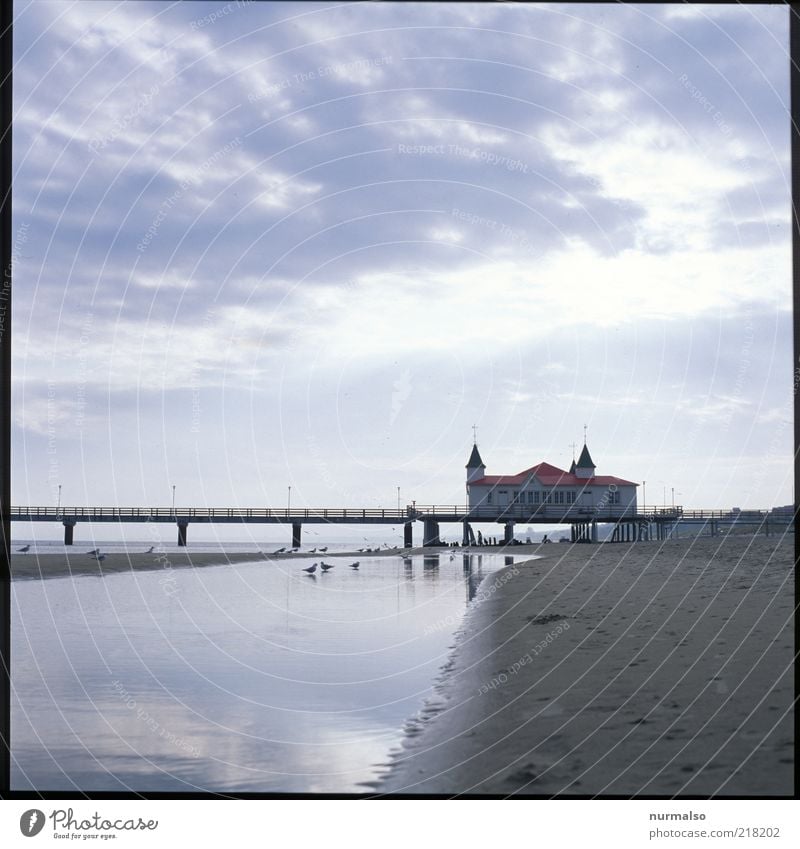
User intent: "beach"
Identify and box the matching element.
[377,533,794,796]
[9,544,540,580]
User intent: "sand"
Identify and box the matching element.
[377,532,794,796]
[9,543,542,580]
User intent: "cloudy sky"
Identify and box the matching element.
[10,1,792,536]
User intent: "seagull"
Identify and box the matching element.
[146,546,155,554]
[274,547,286,554]
[310,548,317,553]
[94,554,107,562]
[87,548,100,556]
[349,562,360,569]
[16,545,30,553]
[302,564,317,574]
[320,563,334,572]
[319,547,328,553]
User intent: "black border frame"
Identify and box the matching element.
[0,0,797,802]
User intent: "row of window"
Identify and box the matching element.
[485,489,621,505]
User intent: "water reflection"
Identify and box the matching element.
[12,552,520,793]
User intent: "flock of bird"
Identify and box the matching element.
[302,561,359,575]
[15,542,378,577]
[16,544,158,559]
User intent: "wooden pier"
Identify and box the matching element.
[9,504,795,548]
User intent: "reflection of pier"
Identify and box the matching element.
[9,504,794,547]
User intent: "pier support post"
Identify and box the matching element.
[462,521,470,546]
[503,521,514,545]
[292,522,302,549]
[404,522,413,548]
[177,523,188,547]
[423,518,440,547]
[63,520,75,546]
[591,521,598,543]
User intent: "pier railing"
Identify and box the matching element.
[411,504,654,520]
[10,505,794,523]
[410,505,794,522]
[10,506,410,521]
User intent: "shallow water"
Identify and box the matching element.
[12,551,517,792]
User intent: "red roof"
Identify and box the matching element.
[470,461,637,488]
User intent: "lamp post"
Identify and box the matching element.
[397,486,401,512]
[671,487,674,510]
[172,485,176,516]
[287,485,291,515]
[642,481,646,513]
[57,484,61,516]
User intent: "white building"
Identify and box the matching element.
[466,442,638,514]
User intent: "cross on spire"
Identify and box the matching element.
[569,441,578,461]
[472,423,478,444]
[583,423,588,444]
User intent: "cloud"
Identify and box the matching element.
[10,1,791,509]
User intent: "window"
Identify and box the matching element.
[566,491,575,504]
[527,491,533,504]
[533,491,539,504]
[487,491,493,504]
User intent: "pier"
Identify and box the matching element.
[9,504,794,547]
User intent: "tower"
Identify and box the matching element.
[466,442,486,484]
[575,443,596,479]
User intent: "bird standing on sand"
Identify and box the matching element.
[87,549,100,556]
[274,547,286,554]
[146,546,155,554]
[319,547,328,553]
[17,545,30,553]
[94,554,107,562]
[302,564,317,574]
[320,563,334,572]
[349,562,360,569]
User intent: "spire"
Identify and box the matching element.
[576,443,595,469]
[466,443,485,469]
[569,459,576,474]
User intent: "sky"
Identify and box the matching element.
[9,1,792,539]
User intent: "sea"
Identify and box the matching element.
[11,540,521,793]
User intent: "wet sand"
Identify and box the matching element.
[10,544,542,580]
[377,533,794,796]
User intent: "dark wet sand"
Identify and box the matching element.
[10,544,543,580]
[377,533,794,796]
